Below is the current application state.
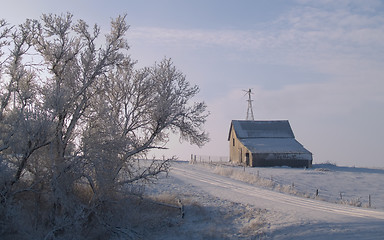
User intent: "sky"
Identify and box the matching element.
[1,0,384,167]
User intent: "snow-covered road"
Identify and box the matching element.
[169,162,384,239]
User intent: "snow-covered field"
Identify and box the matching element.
[211,162,384,210]
[144,161,384,239]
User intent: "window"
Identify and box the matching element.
[233,138,235,146]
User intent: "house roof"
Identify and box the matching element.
[241,138,312,154]
[229,120,295,140]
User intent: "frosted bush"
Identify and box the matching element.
[214,166,234,177]
[340,198,362,207]
[214,166,276,188]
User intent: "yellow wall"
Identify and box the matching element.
[229,125,253,166]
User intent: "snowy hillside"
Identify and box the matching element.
[209,162,384,210]
[144,161,384,239]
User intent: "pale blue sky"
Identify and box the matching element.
[2,0,384,167]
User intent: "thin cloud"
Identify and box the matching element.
[129,3,384,69]
[126,0,384,166]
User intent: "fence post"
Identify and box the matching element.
[178,199,184,218]
[369,194,371,208]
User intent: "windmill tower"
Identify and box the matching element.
[244,88,255,120]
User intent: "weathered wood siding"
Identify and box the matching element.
[251,153,312,168]
[229,125,252,165]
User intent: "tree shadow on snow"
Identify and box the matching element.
[268,220,384,240]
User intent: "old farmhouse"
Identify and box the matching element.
[228,120,312,168]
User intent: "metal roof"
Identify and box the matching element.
[241,138,312,154]
[231,120,295,139]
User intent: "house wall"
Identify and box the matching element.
[229,126,253,166]
[251,153,312,168]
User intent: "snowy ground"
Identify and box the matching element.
[144,161,384,239]
[212,162,384,209]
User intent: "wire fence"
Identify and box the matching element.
[189,154,229,164]
[191,161,378,209]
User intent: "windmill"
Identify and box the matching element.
[243,88,254,120]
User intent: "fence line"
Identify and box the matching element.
[190,154,229,164]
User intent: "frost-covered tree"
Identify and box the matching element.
[0,18,52,192]
[82,58,208,197]
[0,13,208,239]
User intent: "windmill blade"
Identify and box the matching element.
[243,88,253,94]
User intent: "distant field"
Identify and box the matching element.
[190,161,384,210]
